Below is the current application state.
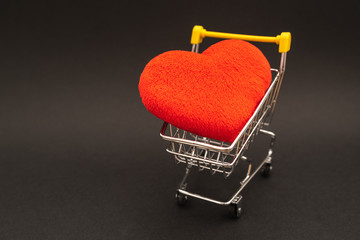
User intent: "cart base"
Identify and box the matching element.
[175,129,276,218]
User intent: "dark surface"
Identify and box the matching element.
[0,1,359,239]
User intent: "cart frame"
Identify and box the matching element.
[159,26,291,217]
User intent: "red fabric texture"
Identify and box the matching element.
[139,39,271,143]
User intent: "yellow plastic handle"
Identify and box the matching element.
[191,25,291,53]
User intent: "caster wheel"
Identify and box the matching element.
[261,163,272,177]
[229,203,242,218]
[176,192,187,206]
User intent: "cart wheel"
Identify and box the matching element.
[229,203,242,218]
[176,192,187,206]
[230,203,242,218]
[261,163,272,177]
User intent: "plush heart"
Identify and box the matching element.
[139,39,271,143]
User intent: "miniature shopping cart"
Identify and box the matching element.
[160,26,291,218]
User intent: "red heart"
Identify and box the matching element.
[139,40,271,143]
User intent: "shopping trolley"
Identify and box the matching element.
[159,26,291,218]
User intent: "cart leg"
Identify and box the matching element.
[178,167,191,190]
[259,129,276,177]
[176,167,191,206]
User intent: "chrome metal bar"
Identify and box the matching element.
[259,129,276,163]
[178,189,229,206]
[241,158,252,185]
[269,52,287,118]
[178,167,191,190]
[169,124,175,151]
[191,44,199,53]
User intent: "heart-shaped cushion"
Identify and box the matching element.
[139,39,271,143]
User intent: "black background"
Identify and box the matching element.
[0,0,359,239]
